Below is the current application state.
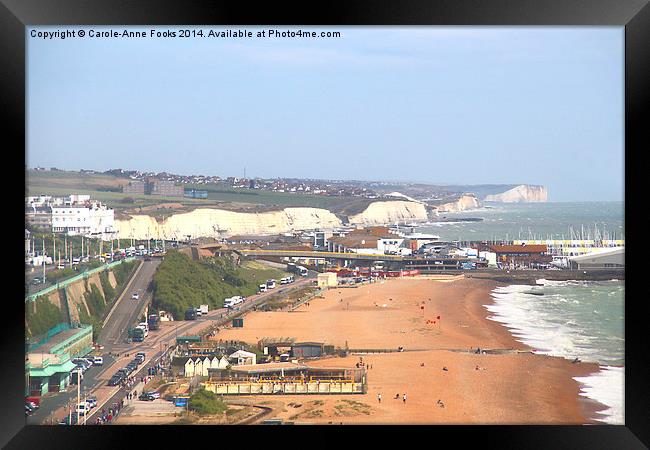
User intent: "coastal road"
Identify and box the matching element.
[39,261,315,424]
[99,259,161,349]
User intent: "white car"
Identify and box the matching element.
[132,293,140,300]
[92,356,103,365]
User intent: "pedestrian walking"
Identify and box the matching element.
[377,393,382,403]
[403,394,407,404]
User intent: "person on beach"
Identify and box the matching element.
[403,394,407,404]
[395,393,400,399]
[377,393,381,403]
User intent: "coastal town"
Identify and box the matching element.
[24,169,624,426]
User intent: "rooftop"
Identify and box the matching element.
[489,244,548,254]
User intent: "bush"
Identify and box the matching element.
[188,389,227,415]
[153,251,280,321]
[84,284,106,317]
[113,260,138,285]
[77,302,102,341]
[26,296,64,338]
[99,271,116,303]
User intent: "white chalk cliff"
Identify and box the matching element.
[114,197,486,240]
[115,207,343,240]
[434,194,480,213]
[347,201,429,226]
[484,185,548,203]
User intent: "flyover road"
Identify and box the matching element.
[98,259,161,350]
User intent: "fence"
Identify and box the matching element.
[27,322,72,351]
[202,381,364,395]
[25,257,136,302]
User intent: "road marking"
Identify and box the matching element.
[102,260,145,328]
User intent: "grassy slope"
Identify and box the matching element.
[152,251,290,320]
[27,170,374,215]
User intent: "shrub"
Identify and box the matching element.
[188,389,227,415]
[26,296,64,338]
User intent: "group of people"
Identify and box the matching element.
[94,403,123,425]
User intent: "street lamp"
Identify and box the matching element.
[76,370,81,425]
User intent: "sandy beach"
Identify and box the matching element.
[212,276,603,424]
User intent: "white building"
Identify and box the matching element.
[229,350,257,366]
[51,202,115,239]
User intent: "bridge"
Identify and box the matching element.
[234,249,404,262]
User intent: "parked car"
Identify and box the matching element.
[77,402,89,416]
[132,292,140,300]
[25,404,35,415]
[31,278,43,285]
[136,352,146,361]
[139,392,158,401]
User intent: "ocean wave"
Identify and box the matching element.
[574,366,624,424]
[486,285,623,366]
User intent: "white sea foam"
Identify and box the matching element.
[574,366,624,424]
[486,284,625,424]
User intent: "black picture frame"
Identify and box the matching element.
[1,0,646,448]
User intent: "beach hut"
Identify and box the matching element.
[217,355,230,369]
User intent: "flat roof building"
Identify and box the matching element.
[27,323,93,396]
[568,247,624,270]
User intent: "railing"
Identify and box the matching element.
[25,257,136,302]
[202,380,364,395]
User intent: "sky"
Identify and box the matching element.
[27,26,624,201]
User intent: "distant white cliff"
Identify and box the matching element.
[434,194,480,213]
[484,185,548,203]
[115,196,484,240]
[347,201,429,226]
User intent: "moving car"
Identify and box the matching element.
[132,292,140,300]
[92,356,103,365]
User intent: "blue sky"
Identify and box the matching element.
[27,27,623,201]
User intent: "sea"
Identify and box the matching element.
[418,202,625,424]
[417,201,624,243]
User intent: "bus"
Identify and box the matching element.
[147,314,160,331]
[128,327,146,342]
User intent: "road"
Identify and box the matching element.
[99,259,161,349]
[35,258,315,425]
